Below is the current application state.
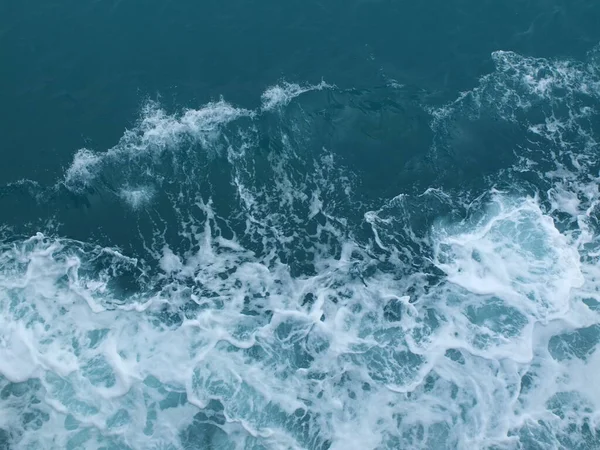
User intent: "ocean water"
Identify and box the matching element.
[1,1,600,449]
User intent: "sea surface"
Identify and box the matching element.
[1,1,600,449]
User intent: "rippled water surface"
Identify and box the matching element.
[1,1,600,449]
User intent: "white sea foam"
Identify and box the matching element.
[118,185,156,209]
[63,100,253,194]
[433,194,584,321]
[3,192,599,448]
[261,81,331,111]
[2,49,600,449]
[64,148,102,191]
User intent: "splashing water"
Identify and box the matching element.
[1,49,600,450]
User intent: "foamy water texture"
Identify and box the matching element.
[260,81,331,111]
[1,49,600,450]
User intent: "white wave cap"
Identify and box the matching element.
[261,80,331,111]
[118,185,156,210]
[63,100,253,193]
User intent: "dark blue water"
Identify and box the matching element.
[1,1,600,449]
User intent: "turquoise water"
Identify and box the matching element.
[1,1,600,449]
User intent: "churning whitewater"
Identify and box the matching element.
[1,46,600,450]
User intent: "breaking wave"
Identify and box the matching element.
[1,47,600,449]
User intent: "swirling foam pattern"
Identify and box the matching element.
[1,47,600,450]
